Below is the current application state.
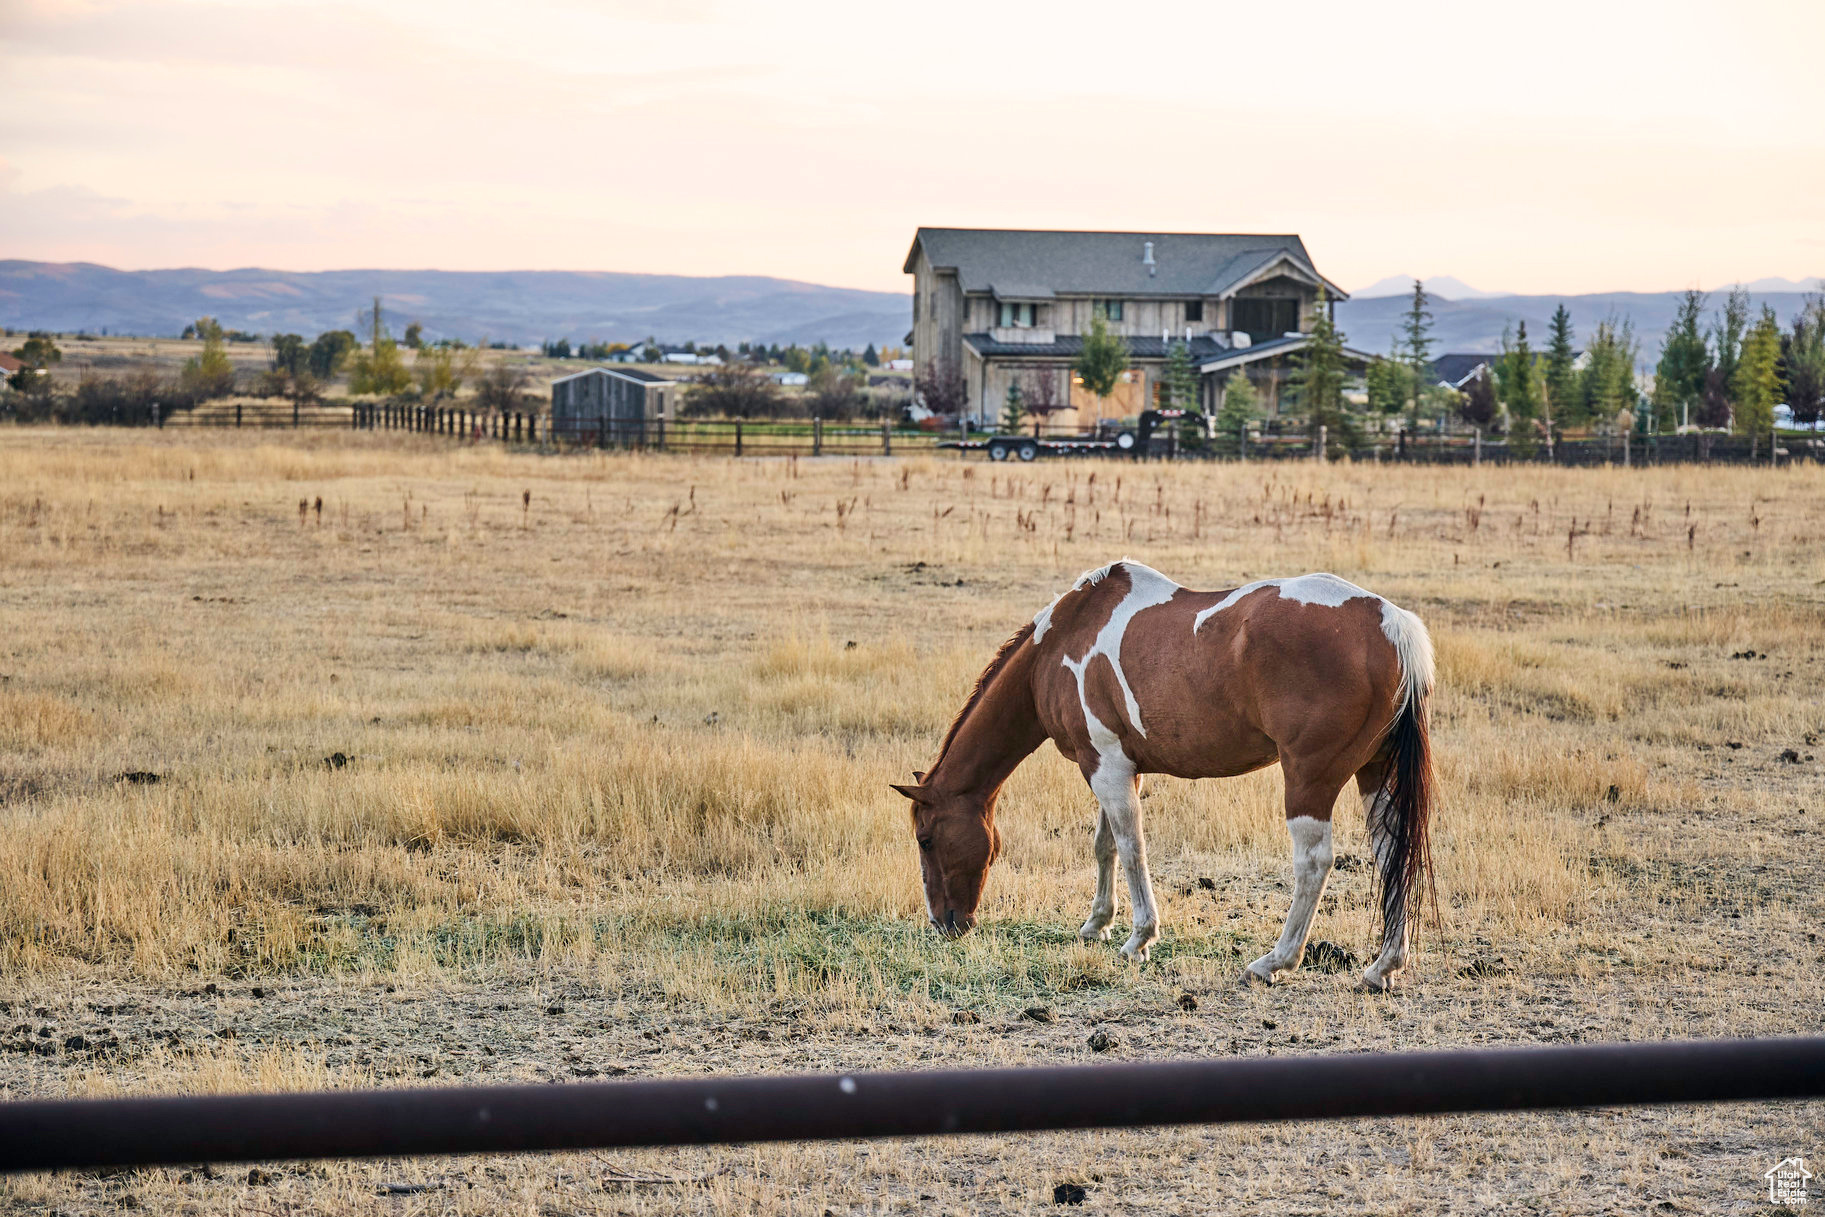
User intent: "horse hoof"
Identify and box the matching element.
[1357,972,1391,994]
[1118,938,1153,963]
[1240,967,1273,988]
[1078,924,1112,944]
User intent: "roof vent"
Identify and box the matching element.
[1142,241,1156,276]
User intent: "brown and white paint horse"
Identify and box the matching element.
[893,560,1435,991]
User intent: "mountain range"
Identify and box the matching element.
[2,260,1818,367]
[0,262,913,350]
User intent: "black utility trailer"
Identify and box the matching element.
[944,432,1136,461]
[941,408,1210,461]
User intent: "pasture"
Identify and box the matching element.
[2,428,1821,1214]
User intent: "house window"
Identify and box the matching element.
[1185,300,1203,322]
[1093,299,1125,322]
[998,301,1035,328]
[1232,298,1301,340]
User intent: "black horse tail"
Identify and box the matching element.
[1376,604,1437,947]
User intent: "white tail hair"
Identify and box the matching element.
[1379,600,1435,714]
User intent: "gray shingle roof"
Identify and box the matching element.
[907,228,1346,300]
[1429,354,1496,388]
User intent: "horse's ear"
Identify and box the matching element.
[890,782,932,804]
[912,770,927,783]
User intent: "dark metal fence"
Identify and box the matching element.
[4,1036,1821,1173]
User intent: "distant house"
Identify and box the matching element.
[905,227,1370,425]
[549,367,676,441]
[0,353,24,377]
[1430,354,1497,392]
[772,371,808,387]
[886,358,913,371]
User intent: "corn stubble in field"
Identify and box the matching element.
[1,429,1821,1215]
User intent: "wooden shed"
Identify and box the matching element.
[549,367,676,443]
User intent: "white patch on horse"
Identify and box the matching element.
[1060,561,1179,739]
[1034,559,1135,643]
[1192,572,1376,633]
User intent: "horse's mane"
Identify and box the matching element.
[929,621,1035,774]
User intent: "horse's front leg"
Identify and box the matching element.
[1077,807,1116,942]
[1089,759,1160,962]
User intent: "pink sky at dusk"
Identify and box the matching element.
[2,0,1822,296]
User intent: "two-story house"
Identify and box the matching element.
[904,227,1365,427]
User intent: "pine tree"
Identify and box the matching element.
[1161,340,1198,413]
[999,379,1027,434]
[1215,370,1258,452]
[862,343,880,367]
[1732,306,1781,445]
[1712,286,1749,391]
[1288,289,1356,449]
[1496,322,1542,456]
[1652,289,1710,428]
[1543,304,1580,426]
[1400,279,1434,422]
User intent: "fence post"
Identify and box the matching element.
[293,399,300,428]
[813,417,823,457]
[735,420,743,457]
[1474,431,1481,466]
[1398,428,1407,460]
[656,416,666,451]
[1315,424,1326,463]
[236,402,242,428]
[882,420,892,456]
[1238,422,1247,462]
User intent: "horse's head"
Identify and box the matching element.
[891,771,1001,938]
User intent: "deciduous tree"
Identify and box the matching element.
[1073,315,1130,418]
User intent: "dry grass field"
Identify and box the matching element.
[1,428,1821,1215]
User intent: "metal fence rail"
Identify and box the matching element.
[4,1036,1821,1173]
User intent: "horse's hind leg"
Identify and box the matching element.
[1243,767,1339,986]
[1078,806,1117,943]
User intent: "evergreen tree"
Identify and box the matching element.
[1543,304,1580,425]
[1496,322,1542,455]
[999,379,1027,434]
[862,343,880,367]
[1652,289,1710,428]
[1711,286,1749,391]
[1780,297,1825,426]
[1732,306,1781,444]
[1400,279,1434,422]
[1161,340,1199,412]
[1579,318,1640,427]
[1215,370,1258,452]
[1288,290,1356,449]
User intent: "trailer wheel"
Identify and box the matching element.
[1015,439,1040,462]
[987,439,1011,461]
[1114,430,1137,451]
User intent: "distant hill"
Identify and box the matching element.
[1336,289,1821,370]
[1353,274,1513,300]
[0,261,913,350]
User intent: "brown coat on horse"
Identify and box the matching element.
[893,560,1435,991]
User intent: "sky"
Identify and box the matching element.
[3,0,1823,296]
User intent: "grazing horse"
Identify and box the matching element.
[892,559,1435,991]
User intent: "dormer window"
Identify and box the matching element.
[998,301,1036,328]
[1093,299,1125,322]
